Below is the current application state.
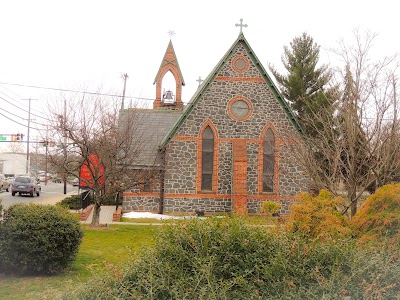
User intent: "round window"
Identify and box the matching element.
[235,58,246,70]
[231,100,249,118]
[228,96,252,121]
[232,55,249,73]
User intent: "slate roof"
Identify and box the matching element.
[119,109,182,167]
[160,32,302,146]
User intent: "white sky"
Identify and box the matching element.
[0,0,398,151]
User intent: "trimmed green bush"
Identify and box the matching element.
[58,194,82,209]
[63,217,399,299]
[58,193,120,210]
[0,203,83,275]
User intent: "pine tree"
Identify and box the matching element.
[269,33,335,135]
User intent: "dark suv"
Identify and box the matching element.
[12,176,41,197]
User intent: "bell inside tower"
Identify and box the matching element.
[162,71,176,105]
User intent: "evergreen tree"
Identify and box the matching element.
[269,33,335,135]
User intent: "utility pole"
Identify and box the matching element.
[22,98,37,175]
[26,98,31,174]
[45,126,49,186]
[121,73,128,110]
[63,97,67,194]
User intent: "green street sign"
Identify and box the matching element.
[0,136,6,141]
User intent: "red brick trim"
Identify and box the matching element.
[215,77,264,82]
[232,139,248,214]
[123,192,159,197]
[78,204,94,221]
[112,207,122,222]
[163,193,297,201]
[231,55,249,73]
[172,136,292,145]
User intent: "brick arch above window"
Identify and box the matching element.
[198,119,219,139]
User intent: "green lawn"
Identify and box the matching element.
[0,224,158,300]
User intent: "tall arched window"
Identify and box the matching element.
[201,126,214,191]
[263,128,275,192]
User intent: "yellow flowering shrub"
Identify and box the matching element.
[260,200,281,215]
[352,183,400,246]
[286,189,352,241]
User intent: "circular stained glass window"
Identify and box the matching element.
[231,100,249,118]
[228,96,252,121]
[235,58,246,70]
[232,55,249,73]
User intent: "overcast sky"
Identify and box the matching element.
[0,0,398,150]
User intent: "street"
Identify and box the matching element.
[0,181,79,209]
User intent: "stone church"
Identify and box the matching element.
[121,27,308,215]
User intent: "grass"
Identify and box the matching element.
[0,224,158,300]
[121,217,165,224]
[0,214,280,299]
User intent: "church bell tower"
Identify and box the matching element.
[153,40,185,110]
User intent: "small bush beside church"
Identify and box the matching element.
[260,200,281,216]
[352,183,400,246]
[0,203,83,275]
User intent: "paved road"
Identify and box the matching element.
[0,181,79,209]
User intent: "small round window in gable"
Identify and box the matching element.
[232,55,249,73]
[227,96,253,121]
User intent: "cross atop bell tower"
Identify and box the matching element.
[153,36,185,110]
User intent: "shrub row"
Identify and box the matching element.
[0,204,83,275]
[64,217,400,299]
[58,194,121,210]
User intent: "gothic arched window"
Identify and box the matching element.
[201,126,214,191]
[263,128,275,192]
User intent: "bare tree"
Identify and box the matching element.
[290,30,400,218]
[45,88,152,225]
[7,141,24,154]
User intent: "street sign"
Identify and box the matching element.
[0,136,6,141]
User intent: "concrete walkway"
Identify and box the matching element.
[40,193,162,226]
[83,205,116,225]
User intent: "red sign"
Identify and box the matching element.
[79,153,105,188]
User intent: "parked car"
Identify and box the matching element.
[52,177,62,183]
[0,174,10,192]
[11,176,41,197]
[71,178,79,186]
[7,176,15,184]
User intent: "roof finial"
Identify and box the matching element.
[168,30,175,37]
[235,18,248,34]
[196,76,203,87]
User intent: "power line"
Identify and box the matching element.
[0,94,51,122]
[0,111,40,130]
[0,81,156,101]
[0,86,48,117]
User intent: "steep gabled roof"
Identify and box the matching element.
[153,40,185,86]
[160,33,302,146]
[120,109,182,167]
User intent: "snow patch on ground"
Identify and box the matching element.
[122,211,193,220]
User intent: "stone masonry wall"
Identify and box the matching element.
[125,40,308,214]
[123,195,160,212]
[164,197,232,214]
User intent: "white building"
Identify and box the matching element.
[0,153,27,176]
